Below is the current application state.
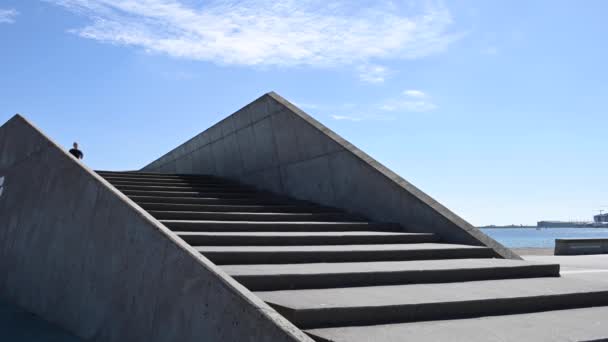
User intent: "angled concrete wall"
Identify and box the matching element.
[143,92,519,260]
[0,115,312,342]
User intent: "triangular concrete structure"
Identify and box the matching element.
[0,114,310,342]
[3,95,608,341]
[143,92,516,259]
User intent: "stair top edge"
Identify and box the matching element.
[195,243,489,252]
[149,210,346,215]
[305,306,608,342]
[223,258,558,276]
[255,275,608,310]
[160,220,396,225]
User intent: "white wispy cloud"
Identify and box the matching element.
[357,64,390,84]
[403,89,427,98]
[381,89,437,112]
[331,115,363,122]
[46,0,461,69]
[0,8,18,24]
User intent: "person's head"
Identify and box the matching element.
[73,142,78,149]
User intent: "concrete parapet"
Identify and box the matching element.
[0,114,311,342]
[555,238,608,255]
[143,92,518,259]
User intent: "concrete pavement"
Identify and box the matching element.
[307,306,608,342]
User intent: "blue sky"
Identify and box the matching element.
[1,0,607,225]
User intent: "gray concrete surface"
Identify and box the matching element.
[141,92,518,260]
[96,170,607,339]
[555,238,608,255]
[525,254,608,271]
[223,258,557,276]
[176,231,438,245]
[513,247,554,255]
[223,259,559,291]
[258,276,608,310]
[160,220,402,232]
[197,243,494,265]
[257,276,608,328]
[139,203,335,212]
[524,254,608,285]
[198,243,489,253]
[0,298,84,342]
[306,306,608,342]
[149,211,360,221]
[0,115,312,342]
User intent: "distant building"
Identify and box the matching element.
[594,213,608,224]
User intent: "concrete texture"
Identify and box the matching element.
[175,231,438,246]
[257,276,608,328]
[555,238,608,255]
[525,254,608,272]
[97,170,607,339]
[223,259,557,277]
[0,298,84,342]
[196,243,494,265]
[129,195,294,205]
[524,254,608,285]
[223,259,559,291]
[513,247,555,256]
[138,203,336,213]
[0,115,312,342]
[141,92,518,260]
[148,211,360,221]
[160,220,402,232]
[306,306,608,342]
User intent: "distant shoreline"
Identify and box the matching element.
[479,226,535,229]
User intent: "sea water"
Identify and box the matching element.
[479,227,608,248]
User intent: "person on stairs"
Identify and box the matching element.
[69,142,84,160]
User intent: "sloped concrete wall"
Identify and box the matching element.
[143,92,519,259]
[0,115,311,342]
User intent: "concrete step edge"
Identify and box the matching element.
[137,203,335,213]
[177,231,437,246]
[199,245,494,265]
[269,290,608,329]
[161,220,402,232]
[151,211,361,222]
[233,263,560,291]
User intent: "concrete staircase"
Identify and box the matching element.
[97,170,608,341]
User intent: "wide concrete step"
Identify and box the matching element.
[224,259,559,291]
[176,231,437,246]
[122,190,269,198]
[137,202,336,213]
[129,196,297,205]
[161,220,401,232]
[97,170,182,176]
[114,184,252,193]
[102,175,231,185]
[196,243,494,265]
[99,173,219,180]
[105,179,234,187]
[306,306,608,342]
[97,171,216,180]
[150,211,361,222]
[257,276,608,329]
